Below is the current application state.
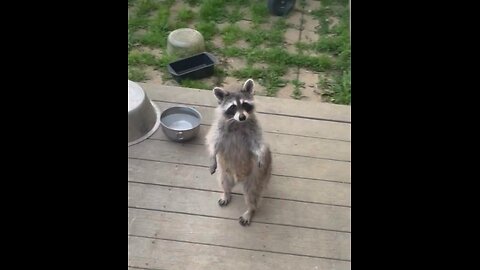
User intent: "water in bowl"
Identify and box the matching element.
[162,113,199,131]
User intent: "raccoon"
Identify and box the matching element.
[206,78,272,226]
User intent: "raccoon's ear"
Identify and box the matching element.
[242,79,255,95]
[213,87,226,102]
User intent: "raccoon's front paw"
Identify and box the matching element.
[209,164,217,175]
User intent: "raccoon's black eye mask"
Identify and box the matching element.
[225,102,255,116]
[225,104,237,116]
[242,102,254,112]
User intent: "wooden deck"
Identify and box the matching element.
[128,84,351,270]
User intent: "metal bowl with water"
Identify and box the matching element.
[160,106,202,142]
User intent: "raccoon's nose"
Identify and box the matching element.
[239,114,246,121]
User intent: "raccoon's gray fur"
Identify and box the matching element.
[206,78,272,226]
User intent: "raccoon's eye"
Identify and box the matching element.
[242,102,254,112]
[225,105,237,116]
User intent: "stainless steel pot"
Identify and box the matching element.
[128,80,161,146]
[160,106,202,142]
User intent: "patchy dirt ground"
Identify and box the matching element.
[128,0,350,104]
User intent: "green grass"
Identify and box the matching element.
[179,79,211,90]
[228,0,250,5]
[135,0,159,17]
[128,0,350,104]
[128,30,133,52]
[232,65,288,97]
[239,47,333,72]
[185,0,201,6]
[128,49,176,75]
[291,54,334,72]
[232,67,265,79]
[320,70,350,104]
[332,70,351,104]
[178,8,195,21]
[227,8,244,23]
[244,28,266,47]
[291,79,305,99]
[294,42,310,52]
[128,66,147,81]
[128,52,157,66]
[250,1,268,24]
[173,8,196,29]
[196,21,218,41]
[318,16,330,35]
[156,54,175,69]
[221,24,243,45]
[220,47,245,57]
[130,0,174,48]
[263,19,288,46]
[262,73,288,96]
[199,0,227,22]
[214,66,228,78]
[311,0,351,104]
[128,15,150,32]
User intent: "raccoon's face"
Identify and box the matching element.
[213,79,256,122]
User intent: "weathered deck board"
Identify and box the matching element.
[128,182,351,232]
[150,124,351,161]
[129,208,351,260]
[128,84,351,269]
[128,139,351,183]
[141,83,352,123]
[154,101,351,141]
[128,158,351,206]
[128,236,351,270]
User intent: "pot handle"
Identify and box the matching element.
[176,131,184,140]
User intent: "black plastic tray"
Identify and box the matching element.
[167,52,217,82]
